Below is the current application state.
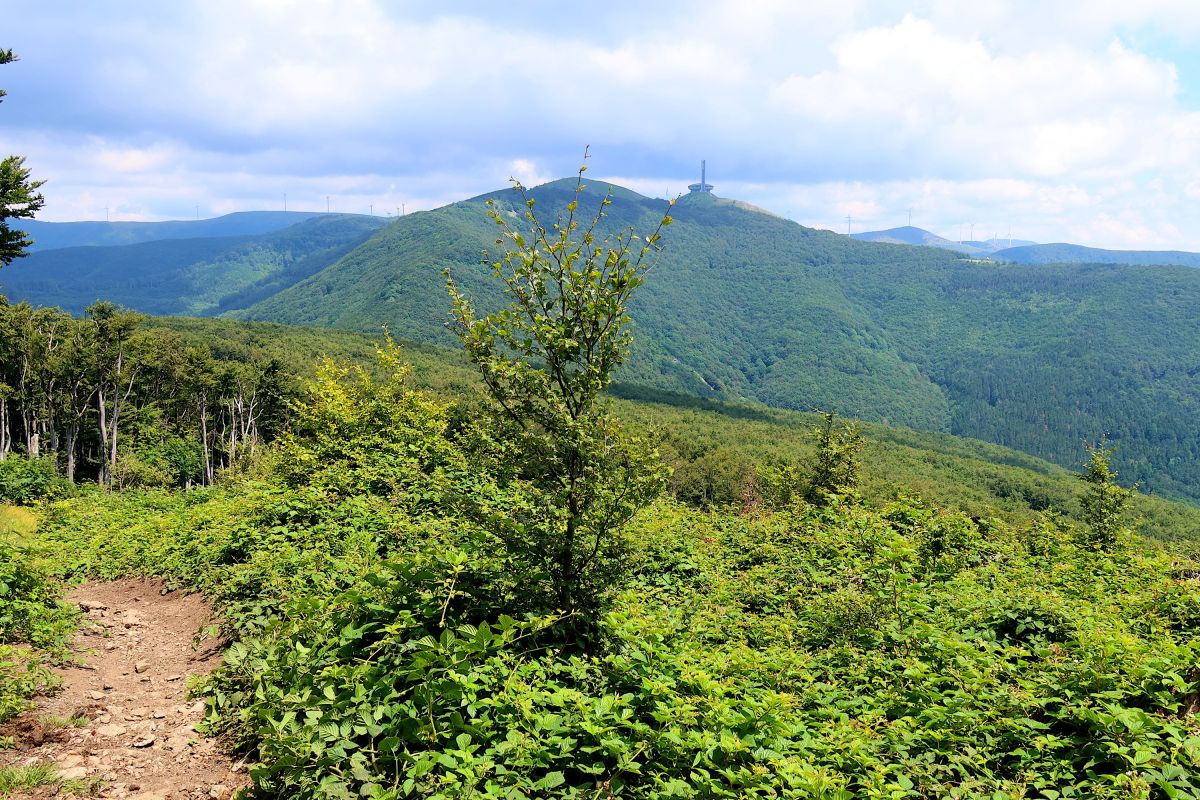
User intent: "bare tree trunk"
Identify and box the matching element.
[107,370,137,482]
[0,396,8,461]
[97,385,110,485]
[65,423,78,483]
[199,401,213,485]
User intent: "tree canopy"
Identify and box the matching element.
[0,49,45,268]
[447,158,673,627]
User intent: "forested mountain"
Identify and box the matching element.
[0,214,388,315]
[232,179,1200,503]
[994,241,1200,267]
[19,210,326,252]
[9,180,1200,502]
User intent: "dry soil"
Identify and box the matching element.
[0,579,249,799]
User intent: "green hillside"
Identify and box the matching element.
[8,306,1197,551]
[237,183,957,431]
[0,213,387,315]
[235,180,1200,504]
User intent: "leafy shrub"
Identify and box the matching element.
[975,595,1076,646]
[0,456,69,505]
[0,541,74,650]
[0,541,73,723]
[111,451,176,489]
[135,436,206,487]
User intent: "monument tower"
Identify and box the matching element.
[688,160,714,193]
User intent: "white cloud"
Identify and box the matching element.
[770,17,1186,179]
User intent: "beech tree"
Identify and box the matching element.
[1078,440,1135,552]
[804,411,864,505]
[0,49,45,268]
[447,153,673,626]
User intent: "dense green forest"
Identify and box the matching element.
[3,298,1200,550]
[3,178,1200,798]
[0,299,364,489]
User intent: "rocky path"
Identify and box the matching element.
[0,579,249,799]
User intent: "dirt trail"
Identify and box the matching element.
[1,579,249,799]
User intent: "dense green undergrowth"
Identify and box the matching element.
[21,351,1200,799]
[0,522,74,727]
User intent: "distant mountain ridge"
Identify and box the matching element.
[19,210,330,252]
[853,225,1200,268]
[851,226,1036,257]
[1,214,389,315]
[993,242,1200,268]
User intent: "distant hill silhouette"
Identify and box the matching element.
[1,214,388,315]
[852,226,1036,257]
[994,242,1200,268]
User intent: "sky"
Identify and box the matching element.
[5,0,1200,249]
